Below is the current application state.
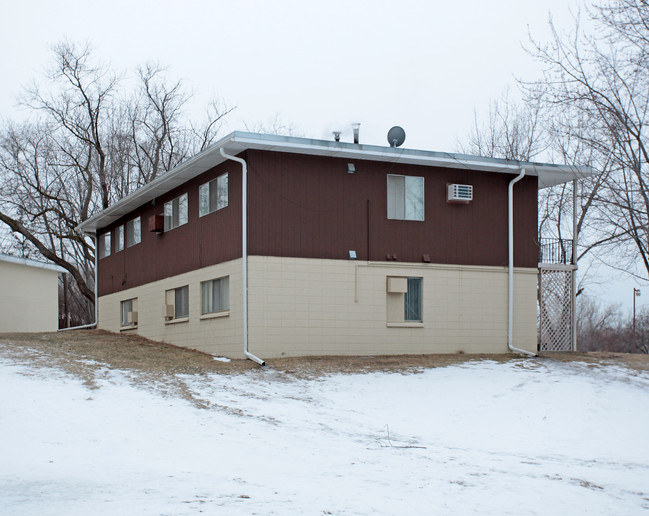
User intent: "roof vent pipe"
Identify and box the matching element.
[332,131,341,142]
[352,123,360,144]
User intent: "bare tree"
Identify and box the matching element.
[525,1,649,280]
[0,41,233,324]
[458,89,545,162]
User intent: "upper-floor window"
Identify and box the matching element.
[387,175,424,221]
[98,232,111,259]
[115,225,124,253]
[199,173,228,217]
[126,216,141,247]
[164,193,188,231]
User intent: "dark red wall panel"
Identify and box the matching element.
[246,150,538,268]
[97,149,538,297]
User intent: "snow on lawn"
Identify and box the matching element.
[1,357,649,515]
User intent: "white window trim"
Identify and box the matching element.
[387,174,425,221]
[164,193,189,232]
[199,172,228,217]
[200,310,230,321]
[99,232,111,259]
[126,216,141,247]
[115,225,124,253]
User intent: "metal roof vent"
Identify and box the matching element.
[447,184,473,203]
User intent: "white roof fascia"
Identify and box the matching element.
[0,253,67,273]
[77,131,596,233]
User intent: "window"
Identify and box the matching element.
[164,193,188,231]
[115,225,124,253]
[120,298,138,327]
[98,232,111,259]
[404,277,423,321]
[386,276,423,325]
[166,285,189,320]
[201,276,229,314]
[387,175,424,221]
[126,217,141,247]
[199,173,228,217]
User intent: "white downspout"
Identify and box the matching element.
[508,168,536,356]
[220,147,265,366]
[58,232,98,331]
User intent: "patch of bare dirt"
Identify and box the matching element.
[1,330,648,406]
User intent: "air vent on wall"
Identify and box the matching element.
[447,184,473,203]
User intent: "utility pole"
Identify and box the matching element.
[633,288,641,353]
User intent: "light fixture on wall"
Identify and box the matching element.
[349,250,357,260]
[347,163,355,174]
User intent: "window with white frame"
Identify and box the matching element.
[115,225,124,253]
[98,232,111,258]
[120,298,138,327]
[387,175,424,221]
[386,276,423,324]
[201,276,229,314]
[126,216,141,247]
[199,173,228,217]
[164,193,188,231]
[165,285,189,320]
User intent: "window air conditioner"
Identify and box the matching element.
[127,311,138,324]
[164,304,175,318]
[447,184,473,202]
[387,277,408,293]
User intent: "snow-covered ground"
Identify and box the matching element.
[1,356,648,515]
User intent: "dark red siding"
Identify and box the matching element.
[97,149,538,297]
[246,150,538,268]
[97,161,242,297]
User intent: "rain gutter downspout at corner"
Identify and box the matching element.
[219,147,266,366]
[508,168,536,357]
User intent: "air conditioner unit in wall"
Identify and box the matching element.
[447,184,473,202]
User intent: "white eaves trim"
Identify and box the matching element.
[77,131,596,233]
[0,253,67,274]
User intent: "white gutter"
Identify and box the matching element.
[508,168,536,356]
[219,147,265,366]
[59,232,98,331]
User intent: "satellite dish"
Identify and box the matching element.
[387,126,406,147]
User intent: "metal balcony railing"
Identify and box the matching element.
[539,237,574,265]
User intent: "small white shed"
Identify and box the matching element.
[0,254,65,332]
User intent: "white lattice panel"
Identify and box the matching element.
[539,268,574,352]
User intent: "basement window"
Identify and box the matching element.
[201,276,229,315]
[120,298,138,329]
[164,193,188,231]
[387,175,424,221]
[199,173,228,217]
[126,217,141,247]
[165,285,189,321]
[386,276,423,326]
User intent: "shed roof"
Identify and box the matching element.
[78,131,595,234]
[0,253,66,273]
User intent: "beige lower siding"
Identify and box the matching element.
[98,256,538,358]
[0,261,60,332]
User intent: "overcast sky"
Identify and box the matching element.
[1,0,582,150]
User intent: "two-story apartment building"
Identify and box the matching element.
[78,131,590,362]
